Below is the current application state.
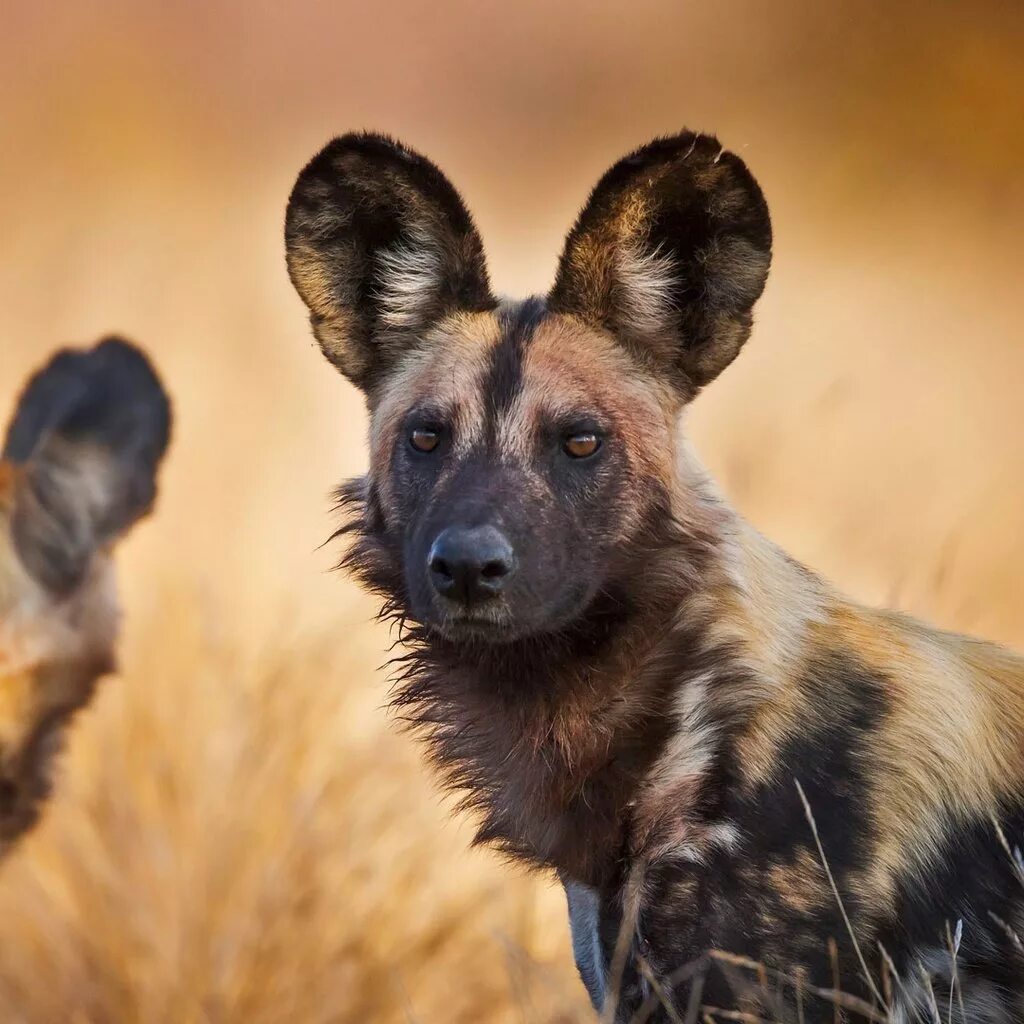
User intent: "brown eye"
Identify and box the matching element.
[410,428,440,453]
[563,433,602,459]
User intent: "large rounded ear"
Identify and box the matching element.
[285,132,495,396]
[2,338,172,595]
[549,133,772,398]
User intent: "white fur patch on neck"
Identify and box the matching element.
[374,225,443,330]
[633,666,721,860]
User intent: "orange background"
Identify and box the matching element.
[0,3,1021,1020]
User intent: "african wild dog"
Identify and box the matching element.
[0,338,170,856]
[285,132,1024,1021]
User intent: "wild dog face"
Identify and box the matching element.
[287,133,771,642]
[0,339,170,852]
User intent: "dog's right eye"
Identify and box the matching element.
[563,433,601,459]
[409,427,441,453]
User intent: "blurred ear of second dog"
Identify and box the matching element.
[0,338,171,854]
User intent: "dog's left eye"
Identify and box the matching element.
[563,433,601,459]
[410,428,441,453]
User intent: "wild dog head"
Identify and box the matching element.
[0,338,171,852]
[286,132,770,643]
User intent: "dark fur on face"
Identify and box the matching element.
[287,133,1024,1022]
[334,466,725,885]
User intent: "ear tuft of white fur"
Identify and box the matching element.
[615,242,678,336]
[374,226,443,330]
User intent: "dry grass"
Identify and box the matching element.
[0,592,588,1023]
[0,1,1021,1021]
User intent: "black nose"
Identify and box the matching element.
[427,526,516,605]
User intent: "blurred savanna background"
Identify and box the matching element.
[0,1,1022,1020]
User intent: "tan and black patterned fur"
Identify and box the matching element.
[287,132,1024,1022]
[0,339,170,857]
